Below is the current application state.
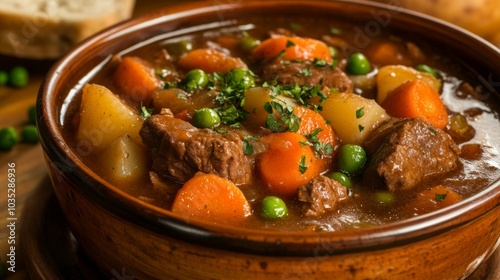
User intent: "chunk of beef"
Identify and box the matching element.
[363,118,460,191]
[140,109,252,185]
[298,175,349,217]
[262,60,353,92]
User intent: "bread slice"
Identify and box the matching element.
[0,0,136,59]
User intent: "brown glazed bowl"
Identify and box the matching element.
[37,0,500,279]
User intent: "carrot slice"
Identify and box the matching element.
[381,80,448,129]
[113,56,161,103]
[368,41,410,66]
[172,173,251,224]
[177,48,247,73]
[251,36,332,62]
[294,106,337,169]
[403,185,462,216]
[258,132,322,197]
[215,35,241,50]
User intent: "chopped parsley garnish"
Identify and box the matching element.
[356,107,365,119]
[312,58,328,68]
[208,70,254,125]
[213,127,228,134]
[243,135,260,155]
[216,105,248,126]
[262,82,326,112]
[302,128,333,158]
[264,100,300,132]
[435,193,447,201]
[275,50,286,60]
[291,84,322,106]
[163,81,178,89]
[286,40,296,48]
[140,103,153,120]
[299,155,308,174]
[243,139,254,155]
[428,127,438,135]
[358,125,365,132]
[297,67,313,77]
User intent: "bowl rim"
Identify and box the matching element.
[37,0,500,256]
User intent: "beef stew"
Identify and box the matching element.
[62,16,500,231]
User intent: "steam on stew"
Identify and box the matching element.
[66,18,500,231]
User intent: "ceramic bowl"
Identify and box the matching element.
[37,0,500,279]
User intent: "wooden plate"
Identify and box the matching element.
[19,177,500,279]
[19,177,105,279]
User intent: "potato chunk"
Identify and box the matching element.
[243,87,296,127]
[377,65,441,104]
[319,93,390,145]
[99,134,149,187]
[76,84,143,152]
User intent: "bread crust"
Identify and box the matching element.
[0,0,135,59]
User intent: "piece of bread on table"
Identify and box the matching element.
[0,0,136,60]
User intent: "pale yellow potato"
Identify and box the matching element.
[76,83,143,152]
[376,0,500,47]
[319,93,391,145]
[98,134,149,187]
[243,87,296,127]
[376,65,441,104]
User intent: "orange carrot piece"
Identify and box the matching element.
[258,132,322,197]
[251,36,332,62]
[368,41,409,66]
[215,35,241,50]
[177,48,247,73]
[113,56,161,103]
[171,173,251,224]
[404,185,462,216]
[381,80,448,129]
[294,106,337,169]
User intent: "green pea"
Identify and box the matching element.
[328,172,352,189]
[346,52,371,75]
[184,69,208,91]
[0,127,19,151]
[415,64,437,78]
[240,36,260,53]
[0,71,8,86]
[9,66,29,88]
[374,191,395,205]
[338,144,367,176]
[28,105,37,125]
[167,40,193,56]
[21,125,38,143]
[192,108,221,129]
[225,68,255,90]
[261,196,288,219]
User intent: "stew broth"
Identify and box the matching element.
[62,16,500,231]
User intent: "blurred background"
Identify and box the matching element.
[373,0,500,46]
